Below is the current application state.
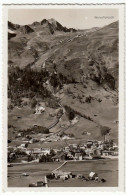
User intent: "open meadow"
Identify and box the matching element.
[8,162,62,187]
[8,159,118,187]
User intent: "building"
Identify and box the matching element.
[29,138,39,144]
[74,153,83,160]
[87,140,94,148]
[85,148,94,156]
[53,170,72,180]
[52,152,66,161]
[64,146,70,152]
[93,149,102,156]
[102,151,112,157]
[112,148,118,156]
[35,105,45,114]
[41,148,51,155]
[40,138,46,142]
[28,148,50,156]
[32,149,43,158]
[66,152,74,160]
[69,144,78,149]
[25,149,33,155]
[89,172,98,180]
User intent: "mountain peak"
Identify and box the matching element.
[40,18,76,34]
[41,19,48,25]
[48,18,57,25]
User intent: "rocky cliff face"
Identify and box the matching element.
[8,21,20,30]
[19,25,34,34]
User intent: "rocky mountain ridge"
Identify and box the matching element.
[8,18,76,35]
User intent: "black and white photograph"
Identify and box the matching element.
[3,4,124,190]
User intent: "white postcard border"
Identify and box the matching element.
[2,3,125,192]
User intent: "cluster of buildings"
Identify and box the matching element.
[14,129,74,144]
[47,170,74,181]
[47,170,105,182]
[8,139,118,163]
[52,139,118,161]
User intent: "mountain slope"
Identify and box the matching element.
[8,19,119,143]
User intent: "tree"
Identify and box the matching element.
[50,149,55,157]
[69,111,75,120]
[101,126,111,141]
[28,155,34,162]
[31,97,37,108]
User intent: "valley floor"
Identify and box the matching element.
[8,159,118,187]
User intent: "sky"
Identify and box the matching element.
[8,8,118,29]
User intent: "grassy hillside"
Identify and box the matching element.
[8,19,119,145]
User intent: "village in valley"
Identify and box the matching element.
[8,97,118,166]
[8,100,118,163]
[8,131,118,187]
[8,128,118,164]
[8,101,118,187]
[8,12,119,187]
